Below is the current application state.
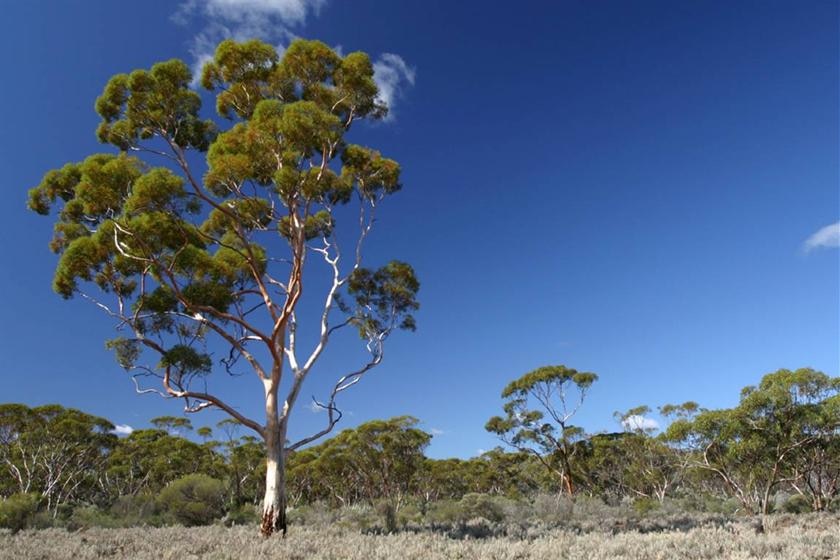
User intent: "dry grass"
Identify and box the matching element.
[1,514,838,560]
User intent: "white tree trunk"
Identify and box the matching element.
[261,405,288,536]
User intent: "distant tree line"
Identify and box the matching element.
[0,367,838,530]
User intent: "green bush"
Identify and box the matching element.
[780,494,812,514]
[632,497,661,516]
[157,474,226,526]
[397,503,423,526]
[66,506,119,530]
[425,499,461,524]
[223,504,259,527]
[110,494,161,526]
[0,493,39,533]
[288,502,338,526]
[529,494,573,524]
[456,493,506,523]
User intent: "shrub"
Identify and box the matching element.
[632,497,661,516]
[529,493,573,524]
[828,497,840,513]
[223,504,259,527]
[376,501,399,532]
[0,493,39,533]
[338,504,379,531]
[397,503,423,527]
[110,494,161,526]
[456,493,506,523]
[66,506,119,530]
[781,494,812,514]
[288,502,339,526]
[425,499,461,524]
[157,474,226,526]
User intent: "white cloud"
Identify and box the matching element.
[204,0,324,24]
[621,415,659,432]
[173,0,325,85]
[173,0,415,117]
[309,400,324,413]
[174,0,324,26]
[803,222,840,253]
[430,428,445,436]
[111,424,134,436]
[373,53,416,120]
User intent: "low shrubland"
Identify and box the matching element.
[2,513,839,560]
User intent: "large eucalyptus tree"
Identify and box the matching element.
[28,38,419,536]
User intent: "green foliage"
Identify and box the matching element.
[487,365,598,494]
[287,417,430,510]
[104,428,225,498]
[347,261,420,336]
[108,494,162,527]
[456,493,506,523]
[779,494,811,514]
[223,504,260,527]
[157,474,226,526]
[500,365,598,399]
[632,497,661,516]
[65,505,121,530]
[0,404,116,514]
[0,493,39,533]
[664,368,840,514]
[150,416,193,433]
[95,59,216,150]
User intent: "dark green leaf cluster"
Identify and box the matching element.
[201,39,384,122]
[347,261,420,336]
[96,59,216,150]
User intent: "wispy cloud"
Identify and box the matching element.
[174,0,325,26]
[373,53,416,120]
[173,0,325,85]
[111,424,134,436]
[803,222,840,253]
[172,0,416,117]
[430,428,445,436]
[621,415,659,432]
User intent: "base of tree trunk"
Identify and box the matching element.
[260,506,287,538]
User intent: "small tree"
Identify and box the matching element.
[485,365,597,495]
[28,38,419,536]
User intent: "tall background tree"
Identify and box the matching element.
[28,38,419,536]
[486,365,597,495]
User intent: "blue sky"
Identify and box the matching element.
[0,1,837,458]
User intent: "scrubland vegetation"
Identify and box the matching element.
[2,511,839,559]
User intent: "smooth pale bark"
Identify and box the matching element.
[260,440,288,537]
[261,393,289,537]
